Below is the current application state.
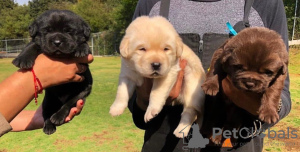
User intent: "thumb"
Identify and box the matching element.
[71,75,85,82]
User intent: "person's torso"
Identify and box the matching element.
[146,0,264,38]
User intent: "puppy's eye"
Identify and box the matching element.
[234,64,244,71]
[265,70,274,76]
[47,27,53,32]
[63,28,73,34]
[164,47,169,51]
[139,48,146,51]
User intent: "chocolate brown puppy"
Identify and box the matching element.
[202,27,288,124]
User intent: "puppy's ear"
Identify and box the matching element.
[220,48,233,64]
[176,36,183,57]
[279,61,288,75]
[119,37,130,58]
[29,21,38,38]
[82,22,91,39]
[281,51,289,75]
[218,40,232,64]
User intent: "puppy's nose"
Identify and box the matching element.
[53,40,62,47]
[151,62,161,71]
[245,82,255,89]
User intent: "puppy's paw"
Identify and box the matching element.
[74,49,89,57]
[12,57,34,69]
[258,107,279,124]
[144,106,162,122]
[43,119,56,135]
[201,80,219,96]
[109,102,127,116]
[50,110,69,125]
[210,134,223,145]
[173,124,191,138]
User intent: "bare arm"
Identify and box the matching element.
[0,54,93,122]
[10,99,84,131]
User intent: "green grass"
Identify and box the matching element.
[0,56,144,152]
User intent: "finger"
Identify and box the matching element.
[180,59,187,69]
[73,54,94,64]
[65,107,78,123]
[76,64,87,74]
[72,75,85,82]
[64,100,84,123]
[75,99,84,115]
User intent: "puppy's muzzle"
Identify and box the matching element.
[151,62,161,71]
[244,81,255,89]
[240,78,264,92]
[50,35,66,49]
[53,39,62,47]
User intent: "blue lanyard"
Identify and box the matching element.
[226,22,238,36]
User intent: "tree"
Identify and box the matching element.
[29,0,77,18]
[110,0,138,32]
[284,0,300,40]
[0,5,32,39]
[29,0,51,18]
[48,1,74,10]
[108,0,138,53]
[72,0,112,32]
[0,0,15,11]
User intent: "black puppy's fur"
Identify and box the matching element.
[12,10,93,135]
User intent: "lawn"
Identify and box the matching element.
[0,48,300,152]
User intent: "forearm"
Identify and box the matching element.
[10,105,43,131]
[0,70,35,122]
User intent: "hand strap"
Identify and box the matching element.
[159,0,171,19]
[243,0,254,27]
[31,68,43,105]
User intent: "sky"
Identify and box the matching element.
[15,0,30,5]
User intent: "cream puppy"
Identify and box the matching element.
[109,16,205,138]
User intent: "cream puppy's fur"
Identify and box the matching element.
[109,16,206,138]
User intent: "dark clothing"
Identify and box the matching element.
[129,0,291,151]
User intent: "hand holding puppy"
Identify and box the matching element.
[33,53,94,88]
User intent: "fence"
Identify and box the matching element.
[90,31,121,56]
[0,38,31,58]
[1,34,300,58]
[0,32,121,58]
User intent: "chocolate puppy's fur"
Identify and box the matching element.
[12,10,93,135]
[201,27,288,143]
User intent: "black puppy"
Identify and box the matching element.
[12,10,93,135]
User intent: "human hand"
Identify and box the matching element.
[10,99,85,131]
[136,59,187,111]
[221,76,261,115]
[32,53,93,89]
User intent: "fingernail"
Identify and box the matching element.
[65,117,70,122]
[80,101,84,105]
[74,110,77,114]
